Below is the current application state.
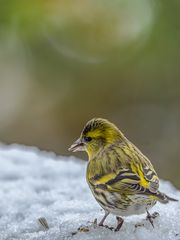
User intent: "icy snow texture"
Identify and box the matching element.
[0,144,179,240]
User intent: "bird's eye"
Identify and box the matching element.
[84,136,92,142]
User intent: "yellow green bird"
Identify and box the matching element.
[69,118,177,231]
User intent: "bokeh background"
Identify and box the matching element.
[0,0,180,187]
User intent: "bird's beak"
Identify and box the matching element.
[68,138,85,152]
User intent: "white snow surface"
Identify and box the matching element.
[0,144,179,240]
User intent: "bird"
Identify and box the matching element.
[68,118,178,231]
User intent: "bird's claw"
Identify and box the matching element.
[99,223,114,231]
[104,225,114,231]
[146,211,159,228]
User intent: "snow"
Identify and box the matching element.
[0,144,179,240]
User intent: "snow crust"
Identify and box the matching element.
[0,144,179,240]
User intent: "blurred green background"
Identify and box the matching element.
[0,0,180,187]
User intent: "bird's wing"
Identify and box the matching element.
[88,144,159,196]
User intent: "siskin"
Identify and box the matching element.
[69,118,177,231]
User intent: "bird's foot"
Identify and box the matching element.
[88,218,114,230]
[102,225,114,231]
[114,216,124,232]
[146,211,159,228]
[98,211,109,226]
[88,211,114,231]
[98,222,114,231]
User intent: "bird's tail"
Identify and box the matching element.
[156,191,178,204]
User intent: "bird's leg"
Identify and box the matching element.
[98,211,114,230]
[146,210,159,228]
[114,216,124,232]
[98,211,109,226]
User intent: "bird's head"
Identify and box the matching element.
[68,118,124,159]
